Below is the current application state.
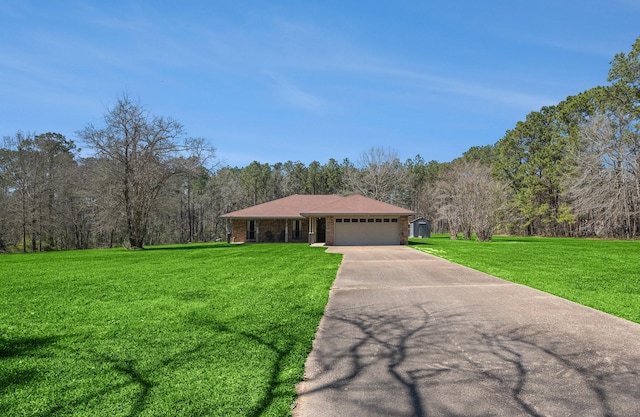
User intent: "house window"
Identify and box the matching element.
[344,218,351,223]
[336,218,343,223]
[246,220,256,241]
[383,218,390,223]
[391,218,398,222]
[293,220,301,240]
[367,218,374,223]
[375,218,382,223]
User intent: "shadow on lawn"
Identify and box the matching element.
[34,342,212,417]
[111,360,154,416]
[143,243,240,251]
[409,237,540,245]
[207,317,300,417]
[408,240,435,246]
[295,303,640,416]
[0,331,209,416]
[0,336,57,396]
[0,335,58,358]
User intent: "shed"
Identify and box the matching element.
[409,217,431,238]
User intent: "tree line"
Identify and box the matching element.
[1,37,639,251]
[0,117,441,251]
[491,37,640,238]
[432,37,640,240]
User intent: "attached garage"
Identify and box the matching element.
[334,218,400,245]
[302,195,414,246]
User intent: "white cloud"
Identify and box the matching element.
[339,63,554,111]
[266,73,330,113]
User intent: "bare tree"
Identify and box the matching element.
[1,132,49,251]
[434,164,471,240]
[345,147,407,203]
[435,161,507,241]
[0,143,12,252]
[566,114,640,237]
[78,94,210,249]
[405,156,444,221]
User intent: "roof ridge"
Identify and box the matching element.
[306,194,344,211]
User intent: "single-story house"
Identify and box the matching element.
[221,194,415,246]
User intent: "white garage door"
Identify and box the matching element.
[334,218,400,245]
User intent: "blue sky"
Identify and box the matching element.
[2,1,639,167]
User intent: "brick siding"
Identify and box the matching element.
[229,218,308,243]
[231,216,408,245]
[325,216,335,245]
[399,215,409,245]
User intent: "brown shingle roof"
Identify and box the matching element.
[220,195,342,219]
[220,194,414,219]
[301,194,414,216]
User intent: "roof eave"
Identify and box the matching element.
[300,211,415,216]
[220,215,305,219]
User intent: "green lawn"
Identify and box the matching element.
[410,235,640,324]
[6,237,638,416]
[0,243,342,417]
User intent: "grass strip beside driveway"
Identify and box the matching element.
[0,243,342,416]
[410,235,640,324]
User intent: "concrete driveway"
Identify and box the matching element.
[293,246,640,417]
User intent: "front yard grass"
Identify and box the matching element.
[410,235,640,324]
[0,243,342,416]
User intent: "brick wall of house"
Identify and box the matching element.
[230,218,309,243]
[399,215,409,245]
[254,219,284,242]
[260,219,310,242]
[230,219,246,243]
[325,216,335,245]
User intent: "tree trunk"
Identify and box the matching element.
[129,235,145,250]
[476,229,493,242]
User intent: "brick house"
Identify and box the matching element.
[221,194,414,245]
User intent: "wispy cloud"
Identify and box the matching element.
[520,36,625,59]
[170,11,552,113]
[185,10,554,112]
[338,63,555,111]
[266,73,330,113]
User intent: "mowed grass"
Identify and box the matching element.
[410,235,640,324]
[0,243,342,416]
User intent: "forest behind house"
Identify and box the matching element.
[1,37,639,252]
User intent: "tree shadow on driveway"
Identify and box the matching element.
[295,303,640,417]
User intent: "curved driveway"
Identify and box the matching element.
[294,246,640,417]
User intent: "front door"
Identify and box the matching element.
[316,218,326,242]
